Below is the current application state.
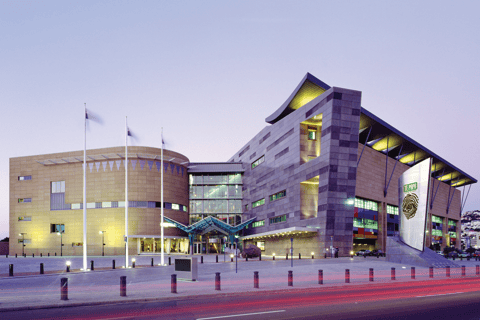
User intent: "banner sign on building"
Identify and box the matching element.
[398,158,432,251]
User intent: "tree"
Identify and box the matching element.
[0,237,8,242]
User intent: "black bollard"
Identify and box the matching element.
[299,253,301,260]
[201,256,203,264]
[48,253,50,257]
[216,255,218,263]
[171,274,177,293]
[429,266,434,278]
[40,263,44,275]
[231,255,233,262]
[15,254,17,258]
[254,271,259,289]
[286,253,289,260]
[446,265,450,277]
[120,276,127,297]
[151,258,154,267]
[319,270,323,285]
[66,263,70,272]
[259,254,261,261]
[55,252,57,256]
[288,270,293,286]
[273,255,275,261]
[364,254,366,259]
[215,272,221,291]
[169,257,171,265]
[391,267,396,280]
[112,260,116,269]
[369,268,374,282]
[477,265,479,276]
[132,260,135,268]
[246,256,248,262]
[91,260,94,271]
[32,253,34,258]
[9,264,13,277]
[462,265,466,277]
[5,254,7,258]
[40,253,42,257]
[411,267,415,279]
[312,253,314,259]
[61,278,68,301]
[345,269,350,283]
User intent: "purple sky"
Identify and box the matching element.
[1,1,479,239]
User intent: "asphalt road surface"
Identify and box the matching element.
[2,277,480,319]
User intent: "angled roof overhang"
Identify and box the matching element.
[164,216,256,235]
[360,108,477,188]
[265,73,331,124]
[242,227,319,240]
[188,162,244,173]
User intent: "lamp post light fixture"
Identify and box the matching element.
[57,231,64,256]
[19,233,26,256]
[99,231,106,256]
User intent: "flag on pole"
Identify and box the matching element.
[85,108,104,124]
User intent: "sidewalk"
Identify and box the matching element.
[1,254,479,312]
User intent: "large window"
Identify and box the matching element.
[355,197,378,211]
[252,220,265,228]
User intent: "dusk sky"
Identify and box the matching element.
[1,1,479,239]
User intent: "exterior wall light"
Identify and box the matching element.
[66,261,71,272]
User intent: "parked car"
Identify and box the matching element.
[355,250,371,256]
[370,249,385,257]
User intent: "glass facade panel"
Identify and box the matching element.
[190,185,204,198]
[228,200,242,213]
[204,200,227,213]
[204,185,228,198]
[228,185,242,198]
[204,175,228,185]
[190,200,203,213]
[228,173,242,184]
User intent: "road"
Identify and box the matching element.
[2,277,480,319]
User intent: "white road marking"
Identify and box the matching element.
[197,310,286,319]
[416,292,464,297]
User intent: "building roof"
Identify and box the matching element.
[360,108,477,187]
[164,216,256,235]
[188,162,244,173]
[264,72,476,188]
[265,72,331,124]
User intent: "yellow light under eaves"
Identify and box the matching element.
[399,150,427,164]
[438,171,461,182]
[371,134,402,152]
[288,80,326,111]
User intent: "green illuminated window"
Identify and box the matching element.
[269,190,286,202]
[252,198,265,208]
[448,220,457,226]
[252,220,265,228]
[308,131,316,140]
[387,205,398,215]
[269,215,286,224]
[448,231,457,237]
[432,229,443,236]
[251,156,265,169]
[18,216,32,221]
[355,197,378,211]
[432,216,443,224]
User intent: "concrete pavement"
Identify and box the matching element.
[1,254,479,312]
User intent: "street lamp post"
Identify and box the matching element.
[99,231,106,256]
[57,231,64,256]
[19,233,26,256]
[235,236,239,274]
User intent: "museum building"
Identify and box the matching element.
[9,73,476,257]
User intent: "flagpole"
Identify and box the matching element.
[125,116,129,268]
[83,103,88,271]
[161,127,164,266]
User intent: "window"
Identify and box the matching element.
[308,127,317,140]
[18,198,32,203]
[252,220,265,228]
[71,203,81,209]
[172,203,180,210]
[252,198,265,208]
[18,175,32,181]
[257,241,265,251]
[270,215,286,224]
[432,216,443,224]
[18,239,31,244]
[51,181,65,193]
[355,197,378,211]
[50,224,65,233]
[18,216,32,221]
[245,204,249,211]
[387,205,398,215]
[251,156,265,169]
[102,202,112,208]
[270,190,286,202]
[72,242,83,247]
